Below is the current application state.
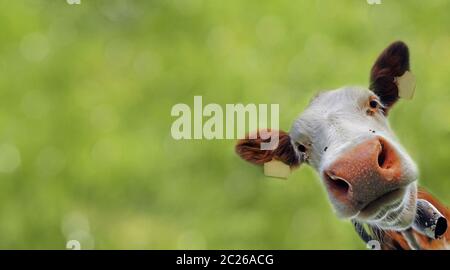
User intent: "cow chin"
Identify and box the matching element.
[358,182,418,231]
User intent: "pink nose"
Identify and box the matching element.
[324,137,406,214]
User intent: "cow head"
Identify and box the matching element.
[236,41,419,231]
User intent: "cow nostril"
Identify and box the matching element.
[377,141,388,169]
[325,172,350,198]
[333,178,350,192]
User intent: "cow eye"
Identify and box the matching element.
[369,100,378,109]
[367,97,385,116]
[297,144,306,152]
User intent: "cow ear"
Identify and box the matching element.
[235,129,301,168]
[369,41,410,109]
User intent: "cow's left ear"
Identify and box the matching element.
[369,41,410,109]
[235,129,301,168]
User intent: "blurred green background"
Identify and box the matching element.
[0,0,449,249]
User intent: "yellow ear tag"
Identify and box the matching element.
[264,160,291,179]
[395,71,416,100]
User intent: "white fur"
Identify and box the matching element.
[290,86,419,230]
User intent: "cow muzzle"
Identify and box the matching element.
[323,136,416,218]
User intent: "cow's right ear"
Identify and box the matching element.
[235,129,301,168]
